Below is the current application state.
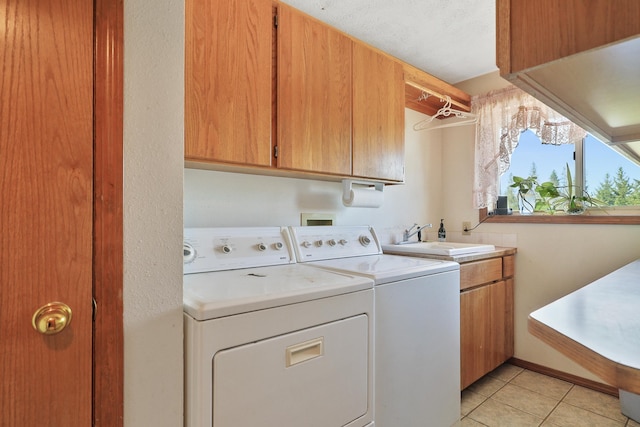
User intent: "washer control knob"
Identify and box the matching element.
[257,243,267,251]
[273,242,284,250]
[301,241,311,248]
[359,235,371,246]
[315,240,324,247]
[327,239,337,246]
[221,245,233,254]
[339,239,348,245]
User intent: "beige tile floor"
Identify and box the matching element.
[459,363,640,427]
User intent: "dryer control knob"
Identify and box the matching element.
[257,243,267,251]
[315,240,324,247]
[183,243,197,264]
[327,239,337,246]
[359,235,371,246]
[301,241,311,248]
[221,245,233,254]
[339,239,348,245]
[273,242,284,250]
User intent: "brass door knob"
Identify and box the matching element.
[32,302,73,335]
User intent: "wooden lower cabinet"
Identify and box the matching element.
[460,255,515,390]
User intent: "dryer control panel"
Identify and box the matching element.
[183,227,295,274]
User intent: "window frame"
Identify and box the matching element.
[480,207,640,225]
[482,135,640,225]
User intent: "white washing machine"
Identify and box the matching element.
[183,227,374,427]
[290,226,461,427]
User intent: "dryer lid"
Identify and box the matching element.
[183,264,373,320]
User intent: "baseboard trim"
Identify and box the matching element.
[508,357,619,397]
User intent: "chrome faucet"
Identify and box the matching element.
[402,223,432,243]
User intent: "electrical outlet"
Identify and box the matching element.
[462,221,471,235]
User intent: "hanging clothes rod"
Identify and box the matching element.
[413,95,478,131]
[406,81,471,112]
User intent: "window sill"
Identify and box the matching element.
[479,208,640,225]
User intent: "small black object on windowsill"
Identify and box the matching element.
[494,196,513,215]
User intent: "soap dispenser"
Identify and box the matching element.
[438,219,446,242]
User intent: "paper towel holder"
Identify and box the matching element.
[342,179,384,202]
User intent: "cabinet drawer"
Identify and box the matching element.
[503,255,515,278]
[460,258,503,291]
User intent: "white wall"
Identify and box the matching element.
[184,109,445,242]
[445,72,640,382]
[123,0,184,425]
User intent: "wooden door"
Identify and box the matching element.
[0,0,94,424]
[352,42,405,182]
[277,4,353,175]
[185,0,274,166]
[460,279,513,389]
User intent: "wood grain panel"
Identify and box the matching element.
[480,207,640,225]
[460,258,503,291]
[277,4,352,175]
[403,63,471,112]
[352,42,405,181]
[460,280,513,389]
[503,255,515,278]
[185,0,273,166]
[502,0,640,73]
[504,278,515,360]
[94,0,124,424]
[0,0,93,423]
[529,316,640,394]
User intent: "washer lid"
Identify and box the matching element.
[309,254,459,285]
[183,264,373,320]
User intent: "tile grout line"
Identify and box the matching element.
[462,365,633,427]
[558,384,630,425]
[537,383,574,426]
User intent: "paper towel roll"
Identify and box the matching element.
[342,187,383,208]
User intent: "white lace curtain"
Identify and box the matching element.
[471,86,586,209]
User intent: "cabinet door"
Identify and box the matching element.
[352,43,405,181]
[185,0,273,166]
[277,4,352,175]
[460,279,514,389]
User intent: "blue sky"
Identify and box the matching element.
[500,131,640,193]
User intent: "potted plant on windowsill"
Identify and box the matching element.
[509,164,603,215]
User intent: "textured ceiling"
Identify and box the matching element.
[281,0,497,84]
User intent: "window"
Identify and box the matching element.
[499,131,640,214]
[584,136,640,207]
[473,85,640,224]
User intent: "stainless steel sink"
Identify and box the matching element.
[381,241,495,256]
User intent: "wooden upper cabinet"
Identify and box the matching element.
[185,0,273,166]
[352,42,405,182]
[497,0,640,74]
[496,0,640,147]
[276,4,353,175]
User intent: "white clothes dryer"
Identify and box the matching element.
[290,225,461,427]
[183,227,374,427]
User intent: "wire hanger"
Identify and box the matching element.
[413,95,477,131]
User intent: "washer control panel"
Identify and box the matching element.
[183,227,294,274]
[290,226,381,262]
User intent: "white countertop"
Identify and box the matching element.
[529,259,640,393]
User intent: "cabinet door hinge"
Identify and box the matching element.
[92,297,97,321]
[274,14,278,28]
[274,145,279,158]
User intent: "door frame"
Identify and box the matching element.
[94,0,124,425]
